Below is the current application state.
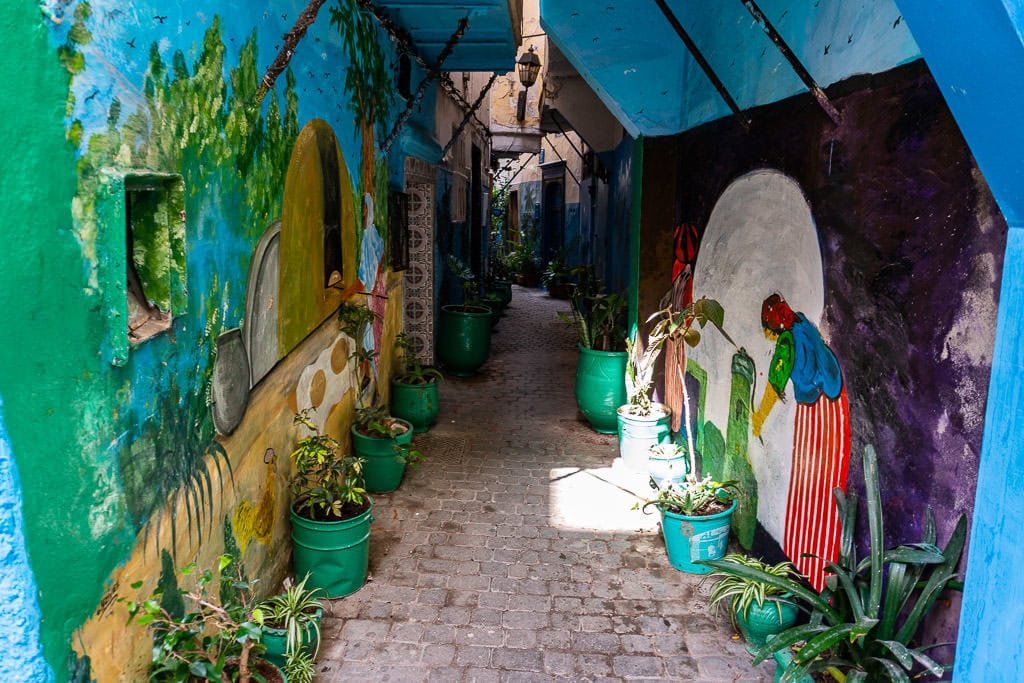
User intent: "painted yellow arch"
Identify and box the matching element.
[278,119,358,356]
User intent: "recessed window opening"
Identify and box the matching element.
[125,179,180,343]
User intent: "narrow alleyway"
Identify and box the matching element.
[318,287,774,682]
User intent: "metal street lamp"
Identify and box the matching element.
[516,47,541,120]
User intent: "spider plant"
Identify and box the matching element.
[253,573,323,682]
[706,554,802,625]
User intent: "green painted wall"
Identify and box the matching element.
[0,3,106,679]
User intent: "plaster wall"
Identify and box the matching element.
[638,60,1003,645]
[1,1,409,677]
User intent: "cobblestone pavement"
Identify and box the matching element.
[317,286,774,682]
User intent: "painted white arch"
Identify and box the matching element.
[689,169,825,545]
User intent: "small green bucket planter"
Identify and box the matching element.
[288,410,375,599]
[391,379,439,433]
[290,500,373,598]
[351,416,418,493]
[391,332,442,433]
[639,476,739,573]
[438,304,492,376]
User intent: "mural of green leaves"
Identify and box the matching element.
[63,7,300,547]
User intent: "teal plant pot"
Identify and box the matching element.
[773,648,816,683]
[575,346,627,434]
[290,499,373,598]
[659,500,735,573]
[492,279,513,307]
[737,598,799,655]
[352,420,414,493]
[390,379,439,433]
[438,305,492,376]
[261,605,323,668]
[617,403,672,472]
[648,444,689,489]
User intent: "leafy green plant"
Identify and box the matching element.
[558,289,627,351]
[337,300,378,340]
[639,474,739,517]
[707,554,802,626]
[123,554,272,682]
[446,254,478,306]
[504,232,541,277]
[393,332,443,385]
[288,410,367,521]
[700,444,967,682]
[253,574,323,683]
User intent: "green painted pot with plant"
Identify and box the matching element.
[289,410,374,598]
[559,288,628,433]
[438,255,492,375]
[390,332,443,433]
[123,554,284,682]
[706,554,801,654]
[350,343,423,492]
[639,476,739,573]
[700,444,967,683]
[254,573,323,683]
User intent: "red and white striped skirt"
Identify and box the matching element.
[783,387,851,592]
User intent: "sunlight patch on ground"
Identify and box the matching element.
[548,459,663,533]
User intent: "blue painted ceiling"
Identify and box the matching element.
[373,0,521,71]
[540,0,920,137]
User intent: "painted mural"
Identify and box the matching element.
[0,0,407,677]
[645,61,1005,641]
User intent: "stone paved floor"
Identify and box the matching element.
[317,286,775,682]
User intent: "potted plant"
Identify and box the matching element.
[706,554,801,654]
[618,298,729,471]
[254,574,324,683]
[542,252,574,299]
[558,287,628,433]
[289,410,373,598]
[507,231,541,288]
[639,475,739,573]
[646,442,689,489]
[350,346,423,493]
[700,444,967,682]
[390,332,443,433]
[123,554,284,682]
[438,255,492,375]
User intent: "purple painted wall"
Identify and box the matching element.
[641,59,1005,643]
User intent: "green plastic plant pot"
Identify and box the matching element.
[352,421,414,493]
[659,500,735,573]
[492,279,512,307]
[575,346,627,434]
[438,305,492,376]
[617,403,672,471]
[390,380,439,433]
[261,605,323,668]
[290,499,373,598]
[737,598,799,655]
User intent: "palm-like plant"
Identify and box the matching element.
[700,444,967,682]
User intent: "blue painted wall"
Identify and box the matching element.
[0,399,51,683]
[893,2,1024,679]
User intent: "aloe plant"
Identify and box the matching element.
[700,444,967,682]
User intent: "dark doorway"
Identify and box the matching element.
[542,179,565,264]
